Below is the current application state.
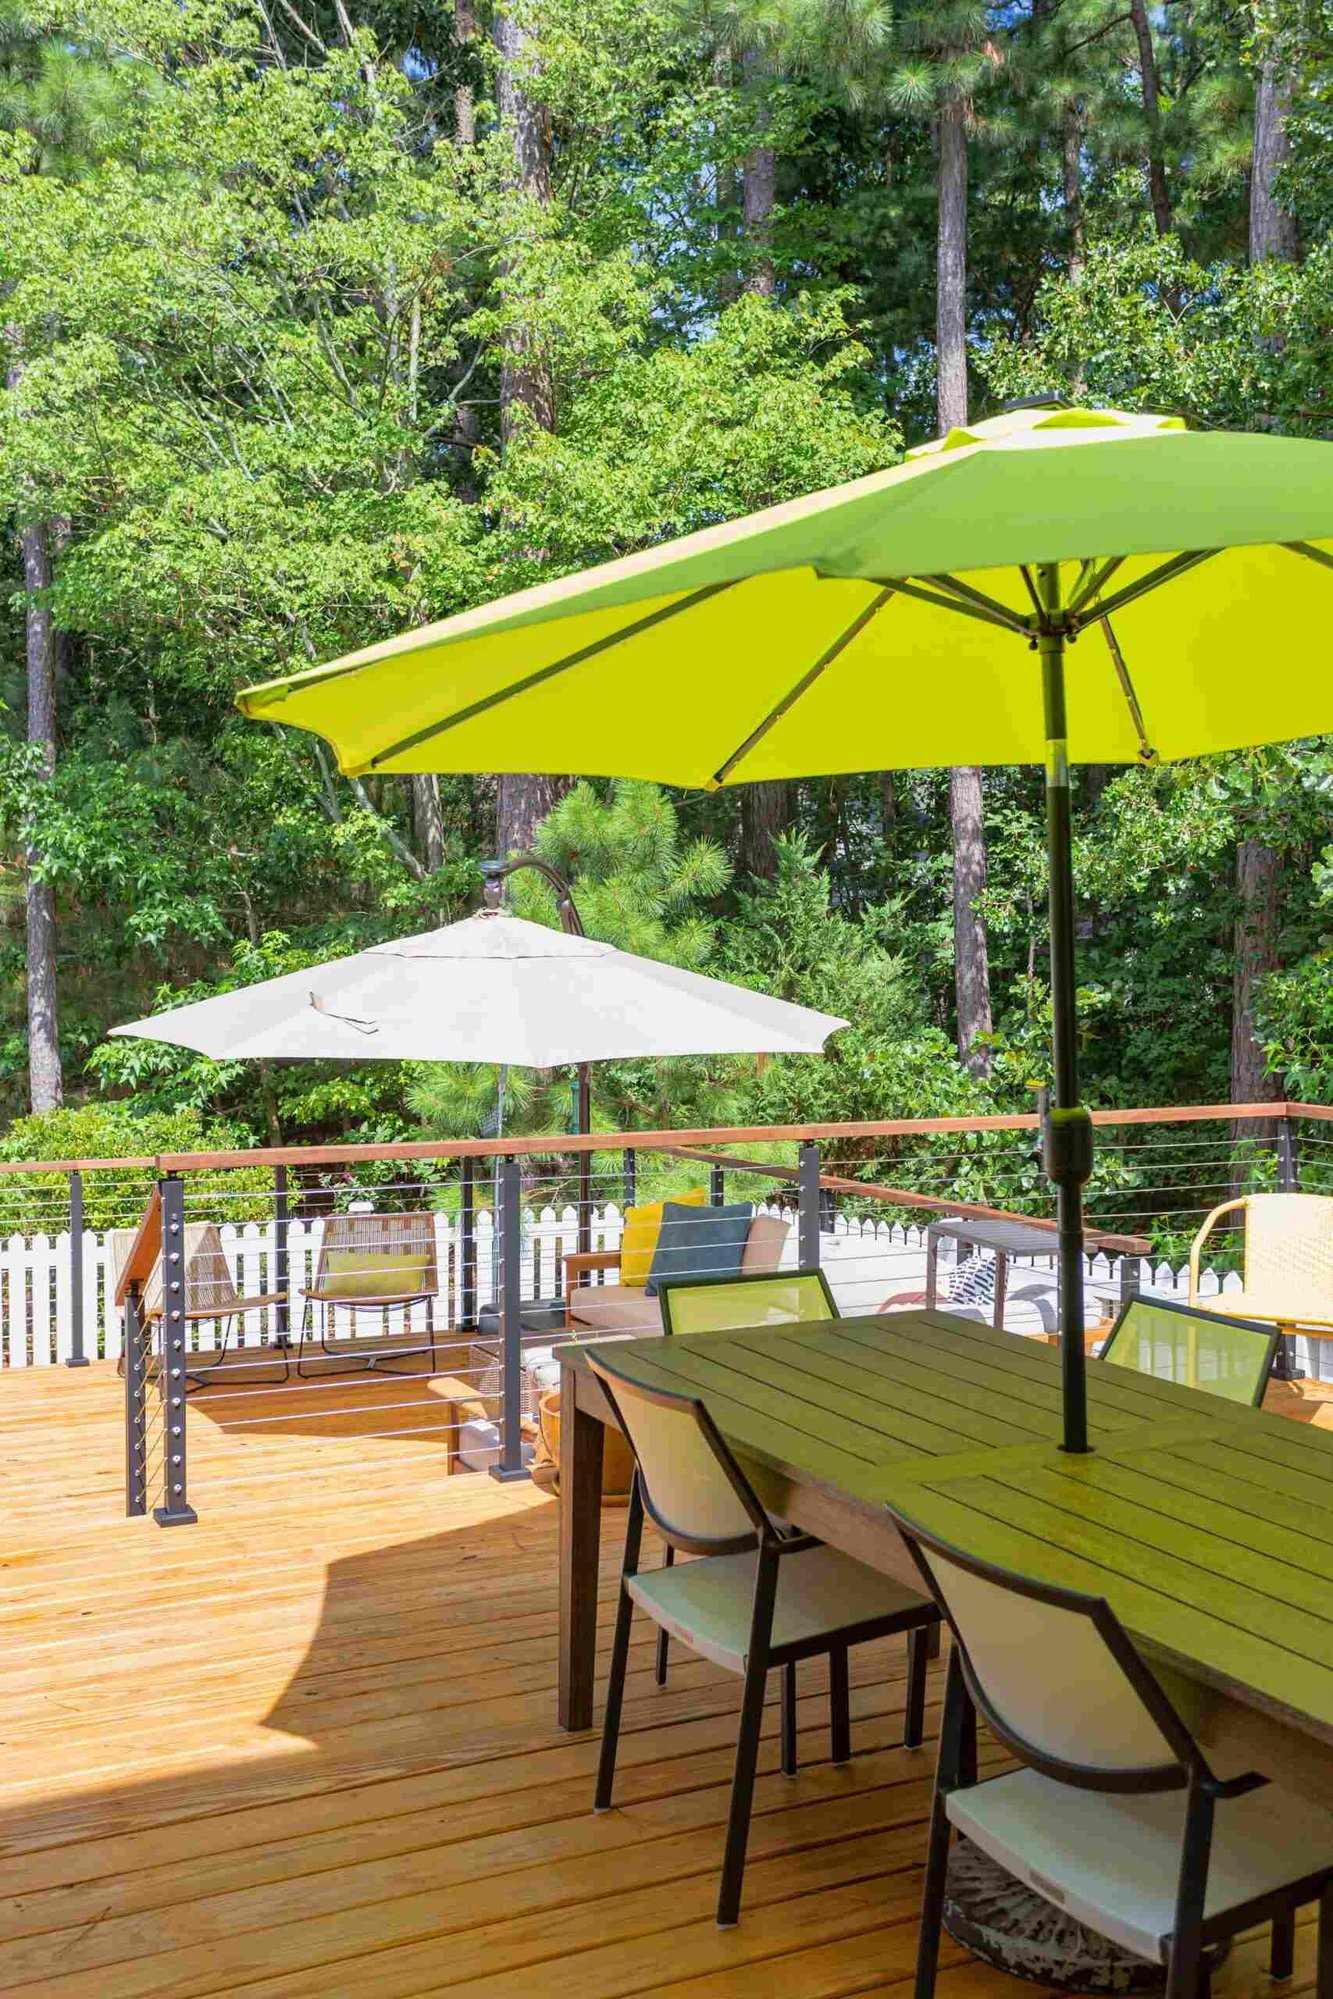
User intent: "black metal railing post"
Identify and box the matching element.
[155,1175,197,1526]
[66,1168,88,1367]
[460,1156,477,1329]
[1273,1117,1305,1380]
[711,1161,725,1206]
[125,1279,147,1516]
[491,1155,528,1482]
[798,1142,822,1272]
[622,1147,637,1209]
[273,1162,291,1346]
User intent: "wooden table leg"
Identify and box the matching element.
[558,1360,605,1731]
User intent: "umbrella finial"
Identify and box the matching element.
[480,859,506,911]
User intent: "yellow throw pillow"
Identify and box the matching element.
[619,1188,706,1288]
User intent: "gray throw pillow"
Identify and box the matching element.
[646,1201,754,1297]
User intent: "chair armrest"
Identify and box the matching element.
[1189,1198,1247,1304]
[182,1290,287,1322]
[564,1249,621,1278]
[564,1248,622,1328]
[564,1248,620,1294]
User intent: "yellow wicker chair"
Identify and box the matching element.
[1189,1193,1333,1361]
[298,1211,440,1377]
[109,1221,286,1388]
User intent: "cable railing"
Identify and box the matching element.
[0,1099,1329,1522]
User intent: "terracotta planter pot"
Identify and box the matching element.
[536,1388,634,1503]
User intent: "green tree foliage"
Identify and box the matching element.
[0,0,1326,1252]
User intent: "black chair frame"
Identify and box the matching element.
[652,1264,841,1684]
[656,1264,840,1336]
[1098,1294,1281,1407]
[593,1355,937,1928]
[889,1503,1333,1999]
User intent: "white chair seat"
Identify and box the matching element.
[948,1767,1333,1963]
[627,1545,931,1675]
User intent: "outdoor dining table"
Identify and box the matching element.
[556,1309,1333,1808]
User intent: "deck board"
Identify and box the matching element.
[0,1357,1313,1997]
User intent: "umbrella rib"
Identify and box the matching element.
[926,573,1034,635]
[363,581,737,771]
[1083,548,1217,623]
[1285,540,1333,573]
[885,575,1030,635]
[708,587,895,788]
[1067,556,1124,616]
[1098,617,1156,764]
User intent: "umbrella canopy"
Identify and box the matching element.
[238,405,1333,781]
[111,908,847,1068]
[237,402,1333,1453]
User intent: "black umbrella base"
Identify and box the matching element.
[943,1839,1229,1993]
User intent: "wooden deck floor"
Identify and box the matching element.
[0,1361,1326,1999]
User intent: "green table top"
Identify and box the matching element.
[588,1309,1333,1751]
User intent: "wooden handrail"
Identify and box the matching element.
[113,1187,162,1308]
[814,1172,1150,1254]
[0,1100,1326,1179]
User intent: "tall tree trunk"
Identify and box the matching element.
[741,47,776,298]
[412,774,446,870]
[497,774,566,859]
[494,4,555,445]
[454,0,476,144]
[950,767,992,1074]
[1062,99,1085,278]
[936,98,992,1075]
[935,93,968,440]
[739,781,788,882]
[879,772,898,837]
[1128,0,1172,237]
[494,4,564,859]
[1231,836,1282,1171]
[1250,57,1298,264]
[18,513,62,1112]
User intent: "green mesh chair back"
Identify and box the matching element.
[1099,1296,1279,1406]
[658,1268,839,1337]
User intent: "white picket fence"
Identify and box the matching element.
[0,1203,628,1367]
[3,1203,1324,1373]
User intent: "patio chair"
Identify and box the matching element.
[1099,1295,1280,1407]
[109,1222,286,1389]
[892,1503,1333,1999]
[1190,1193,1333,1371]
[297,1212,441,1378]
[590,1350,938,1928]
[652,1267,839,1688]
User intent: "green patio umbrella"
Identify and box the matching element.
[238,400,1333,1452]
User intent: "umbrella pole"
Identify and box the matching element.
[1039,567,1095,1453]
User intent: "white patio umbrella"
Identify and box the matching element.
[111,906,846,1066]
[114,902,845,1319]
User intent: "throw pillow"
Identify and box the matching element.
[619,1187,706,1287]
[646,1201,754,1298]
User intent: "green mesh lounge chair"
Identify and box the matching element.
[1099,1296,1279,1407]
[657,1267,838,1337]
[653,1267,840,1688]
[590,1351,937,1928]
